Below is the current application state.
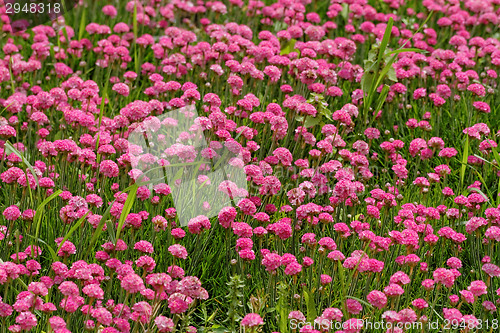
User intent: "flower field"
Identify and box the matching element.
[1,0,500,332]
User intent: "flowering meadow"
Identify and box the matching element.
[2,0,500,332]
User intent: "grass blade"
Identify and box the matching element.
[460,136,469,188]
[115,184,139,242]
[4,141,39,188]
[78,7,87,40]
[26,234,58,262]
[33,190,63,247]
[378,17,394,64]
[56,212,90,255]
[303,288,317,322]
[85,201,113,259]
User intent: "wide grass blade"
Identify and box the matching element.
[460,136,469,188]
[26,234,58,262]
[33,190,63,248]
[377,18,393,64]
[115,184,139,242]
[56,212,90,255]
[78,7,87,40]
[4,141,39,188]
[303,287,317,322]
[85,201,114,259]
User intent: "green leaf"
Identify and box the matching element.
[303,288,317,322]
[133,2,138,40]
[491,146,500,167]
[106,219,116,245]
[360,70,375,100]
[374,85,390,113]
[86,184,145,257]
[33,190,63,243]
[280,39,297,55]
[53,131,63,140]
[460,136,469,188]
[372,54,398,93]
[115,184,139,242]
[62,27,70,44]
[173,168,184,182]
[337,260,346,312]
[4,141,39,189]
[468,187,491,204]
[78,8,87,40]
[497,178,500,206]
[347,296,373,309]
[210,328,228,333]
[378,17,394,65]
[467,166,495,203]
[85,201,113,259]
[277,283,289,333]
[386,48,427,55]
[304,115,322,128]
[386,65,397,82]
[399,11,435,50]
[340,3,349,21]
[25,234,58,262]
[472,154,500,170]
[56,212,90,255]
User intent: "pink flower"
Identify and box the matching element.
[473,101,490,113]
[482,263,500,277]
[443,308,462,324]
[121,273,145,294]
[459,290,475,304]
[112,83,130,96]
[241,313,264,327]
[102,5,117,17]
[134,241,154,254]
[343,318,363,332]
[3,205,21,221]
[411,298,428,309]
[99,160,119,178]
[187,215,211,234]
[168,293,192,314]
[59,281,79,297]
[261,253,281,272]
[367,290,387,309]
[82,284,104,299]
[168,245,188,259]
[346,299,363,314]
[16,311,37,330]
[28,282,48,296]
[467,280,487,297]
[384,284,405,297]
[433,268,456,288]
[467,83,486,97]
[284,262,302,276]
[320,274,332,285]
[155,316,175,332]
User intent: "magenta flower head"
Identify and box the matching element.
[367,290,387,309]
[168,244,188,259]
[134,241,154,254]
[482,263,500,277]
[16,311,37,331]
[241,313,264,328]
[121,273,145,294]
[82,284,104,299]
[58,281,79,297]
[3,205,21,221]
[346,299,363,314]
[155,315,175,332]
